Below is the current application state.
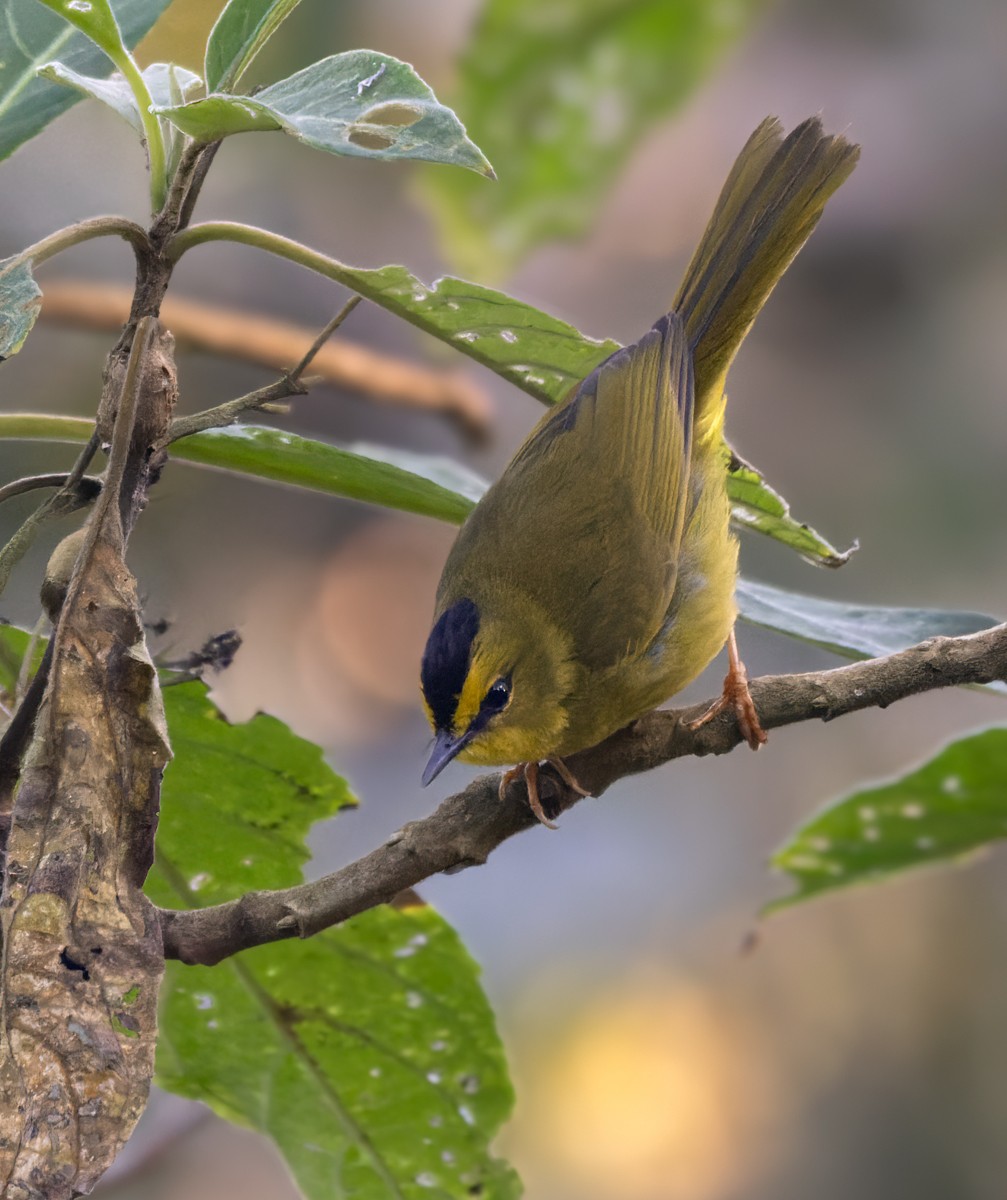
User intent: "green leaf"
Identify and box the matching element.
[770,728,1007,912]
[149,683,520,1200]
[157,51,494,176]
[725,452,855,567]
[37,60,201,132]
[0,0,171,161]
[0,399,847,563]
[0,412,94,440]
[737,577,1001,663]
[147,682,355,907]
[345,442,491,505]
[329,265,618,407]
[420,0,762,278]
[171,425,477,526]
[33,0,130,64]
[0,256,43,359]
[204,0,303,93]
[255,264,848,565]
[0,623,32,698]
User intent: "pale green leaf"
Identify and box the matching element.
[157,50,494,175]
[204,0,304,93]
[737,577,1001,662]
[326,264,617,407]
[0,0,170,160]
[37,60,201,132]
[770,728,1007,911]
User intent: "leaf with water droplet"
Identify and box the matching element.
[769,728,1007,912]
[149,684,520,1199]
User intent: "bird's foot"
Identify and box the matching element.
[498,758,590,829]
[545,756,590,797]
[687,628,767,751]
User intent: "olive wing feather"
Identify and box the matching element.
[443,312,696,672]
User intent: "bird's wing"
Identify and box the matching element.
[452,312,696,671]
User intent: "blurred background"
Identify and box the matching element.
[2,0,1007,1196]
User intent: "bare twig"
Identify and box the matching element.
[0,433,101,602]
[0,472,101,507]
[162,296,362,443]
[39,280,493,440]
[159,621,1007,966]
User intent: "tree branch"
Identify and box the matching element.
[39,280,493,441]
[158,621,1007,966]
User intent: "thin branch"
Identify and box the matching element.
[159,621,1007,966]
[0,473,101,507]
[39,280,492,440]
[149,139,222,245]
[0,433,101,602]
[162,296,362,444]
[291,295,364,374]
[175,141,223,233]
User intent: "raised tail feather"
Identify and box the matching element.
[674,116,860,412]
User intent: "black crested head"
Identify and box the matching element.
[421,597,480,731]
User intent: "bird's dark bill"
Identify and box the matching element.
[421,727,472,787]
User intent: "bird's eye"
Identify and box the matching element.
[484,676,512,712]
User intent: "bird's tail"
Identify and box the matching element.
[674,116,859,421]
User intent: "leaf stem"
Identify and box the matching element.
[6,216,149,269]
[0,432,101,603]
[0,472,100,507]
[111,51,168,212]
[166,221,359,283]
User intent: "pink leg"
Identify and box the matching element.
[687,628,767,750]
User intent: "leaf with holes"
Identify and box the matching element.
[148,683,520,1199]
[156,50,493,175]
[769,728,1007,912]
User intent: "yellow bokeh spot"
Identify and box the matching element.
[510,975,781,1200]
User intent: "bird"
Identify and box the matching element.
[419,116,859,826]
